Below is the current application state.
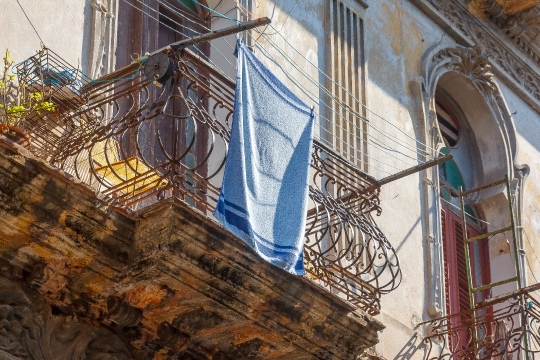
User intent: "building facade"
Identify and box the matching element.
[0,0,539,359]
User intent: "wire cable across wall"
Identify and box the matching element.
[120,0,444,180]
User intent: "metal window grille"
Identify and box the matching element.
[328,0,367,171]
[238,0,255,48]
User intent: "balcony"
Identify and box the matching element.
[12,47,401,316]
[420,284,540,359]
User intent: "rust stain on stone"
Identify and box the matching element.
[152,349,170,360]
[0,142,382,359]
[125,284,168,309]
[469,0,538,17]
[502,0,539,14]
[468,0,490,18]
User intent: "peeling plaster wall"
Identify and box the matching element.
[365,1,446,357]
[364,1,540,358]
[303,0,540,358]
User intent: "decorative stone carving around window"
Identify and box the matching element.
[433,46,497,96]
[414,44,528,320]
[411,0,540,112]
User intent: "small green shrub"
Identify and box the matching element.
[0,49,55,128]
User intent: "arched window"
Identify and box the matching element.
[435,92,491,348]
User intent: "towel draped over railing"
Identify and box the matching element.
[14,47,402,315]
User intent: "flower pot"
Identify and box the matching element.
[0,124,31,148]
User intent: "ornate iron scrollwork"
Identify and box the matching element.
[17,48,401,313]
[421,286,540,359]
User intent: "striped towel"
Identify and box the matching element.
[214,40,315,275]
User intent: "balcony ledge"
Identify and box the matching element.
[0,138,383,359]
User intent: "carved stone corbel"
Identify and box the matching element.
[0,278,132,360]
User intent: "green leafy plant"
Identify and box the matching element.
[0,49,55,129]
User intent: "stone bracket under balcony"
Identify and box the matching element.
[0,139,384,359]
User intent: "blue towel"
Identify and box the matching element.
[214,41,315,275]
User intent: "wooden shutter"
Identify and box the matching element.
[442,206,491,350]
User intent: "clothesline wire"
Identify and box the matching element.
[137,0,236,72]
[317,117,407,174]
[15,0,45,46]
[194,0,436,156]
[143,0,434,162]
[156,0,240,58]
[263,0,299,35]
[126,0,420,173]
[248,34,432,162]
[147,1,429,177]
[253,40,419,171]
[439,197,490,226]
[224,2,440,155]
[121,0,439,177]
[195,2,441,164]
[122,0,235,81]
[252,28,435,157]
[268,23,429,149]
[249,36,420,172]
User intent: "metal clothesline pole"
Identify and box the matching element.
[145,17,271,58]
[376,153,453,186]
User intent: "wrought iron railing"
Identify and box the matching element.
[13,47,401,315]
[420,285,540,359]
[13,48,96,161]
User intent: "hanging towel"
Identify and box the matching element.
[214,40,315,275]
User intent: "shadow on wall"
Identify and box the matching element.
[393,332,426,360]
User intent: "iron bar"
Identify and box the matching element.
[459,177,508,196]
[476,282,540,309]
[466,226,513,243]
[471,276,519,293]
[375,153,453,187]
[147,17,272,57]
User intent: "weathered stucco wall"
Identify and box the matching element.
[498,80,540,288]
[364,1,443,357]
[0,0,87,69]
[348,0,540,358]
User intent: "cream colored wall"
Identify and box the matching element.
[367,1,540,358]
[0,0,87,71]
[499,81,540,289]
[366,1,442,357]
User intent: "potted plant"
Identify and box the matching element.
[0,49,55,148]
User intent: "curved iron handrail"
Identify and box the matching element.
[16,48,401,315]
